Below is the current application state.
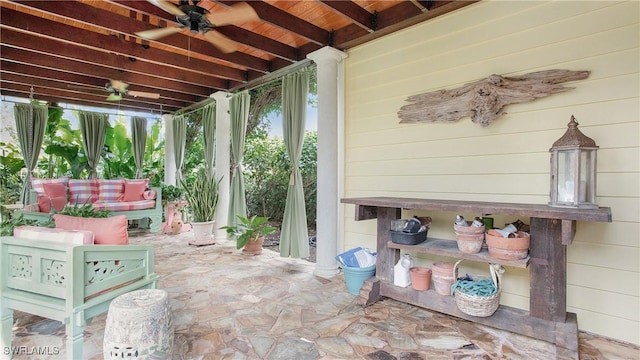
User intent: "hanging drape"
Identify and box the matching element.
[279,71,310,258]
[172,115,187,184]
[14,102,47,203]
[131,116,147,179]
[78,110,108,179]
[227,91,250,227]
[202,103,216,178]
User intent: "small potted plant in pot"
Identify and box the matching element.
[181,171,221,246]
[221,215,277,255]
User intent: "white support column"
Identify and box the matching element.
[163,114,176,186]
[308,46,347,278]
[212,92,231,240]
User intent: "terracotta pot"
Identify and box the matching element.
[432,262,455,295]
[243,236,264,255]
[485,231,530,260]
[409,267,432,291]
[454,223,484,254]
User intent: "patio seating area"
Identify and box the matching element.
[6,230,638,360]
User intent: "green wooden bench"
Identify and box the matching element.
[0,236,158,359]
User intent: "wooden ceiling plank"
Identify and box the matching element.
[1,72,189,109]
[0,62,198,105]
[0,24,232,92]
[220,1,330,46]
[0,85,179,113]
[318,0,374,32]
[0,44,213,98]
[10,0,271,75]
[3,4,255,80]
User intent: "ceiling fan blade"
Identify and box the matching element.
[202,30,238,53]
[110,80,129,92]
[106,93,122,102]
[128,90,161,99]
[206,2,259,26]
[135,27,184,40]
[147,0,185,16]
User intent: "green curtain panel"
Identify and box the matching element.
[228,91,250,227]
[14,102,47,203]
[173,115,187,184]
[279,71,310,258]
[202,103,216,178]
[78,110,108,179]
[131,116,148,179]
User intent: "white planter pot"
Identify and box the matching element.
[190,220,216,246]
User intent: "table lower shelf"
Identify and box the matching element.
[388,238,530,268]
[366,278,578,352]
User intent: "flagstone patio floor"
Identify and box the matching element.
[8,230,639,359]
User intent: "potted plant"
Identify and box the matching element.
[221,215,276,255]
[181,172,221,246]
[160,184,187,234]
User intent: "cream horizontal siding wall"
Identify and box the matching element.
[342,1,639,345]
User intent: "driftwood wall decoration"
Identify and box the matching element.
[398,69,590,127]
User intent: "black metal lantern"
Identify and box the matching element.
[549,115,599,208]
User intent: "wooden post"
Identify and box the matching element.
[529,217,567,322]
[375,207,401,283]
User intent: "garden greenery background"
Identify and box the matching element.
[0,69,318,225]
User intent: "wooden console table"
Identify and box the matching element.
[341,197,611,355]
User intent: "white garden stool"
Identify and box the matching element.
[103,289,174,359]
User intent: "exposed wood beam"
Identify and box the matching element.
[9,0,270,75]
[0,85,178,113]
[220,1,330,46]
[318,0,375,32]
[0,60,198,104]
[0,72,188,109]
[0,46,211,99]
[334,1,476,49]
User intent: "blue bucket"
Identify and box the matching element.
[342,264,376,295]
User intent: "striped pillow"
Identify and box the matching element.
[98,179,125,202]
[68,179,100,205]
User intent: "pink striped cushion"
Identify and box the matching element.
[92,200,156,211]
[68,179,100,205]
[31,177,69,195]
[13,225,94,245]
[98,179,125,202]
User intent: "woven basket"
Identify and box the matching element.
[452,260,503,317]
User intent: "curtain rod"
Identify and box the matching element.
[0,97,162,119]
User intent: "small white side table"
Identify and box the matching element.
[103,289,174,359]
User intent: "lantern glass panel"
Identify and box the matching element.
[580,150,595,203]
[557,150,577,204]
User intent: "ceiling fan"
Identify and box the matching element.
[136,0,259,53]
[105,80,160,102]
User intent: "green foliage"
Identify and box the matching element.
[221,215,277,250]
[56,202,111,218]
[102,117,136,179]
[0,214,38,236]
[243,130,317,224]
[181,170,221,222]
[161,184,184,203]
[0,142,25,205]
[41,113,88,179]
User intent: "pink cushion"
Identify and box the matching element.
[122,180,148,202]
[37,195,67,213]
[92,200,156,211]
[13,225,94,245]
[53,214,129,245]
[143,189,157,200]
[98,179,125,202]
[31,177,69,195]
[68,179,99,205]
[43,182,67,198]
